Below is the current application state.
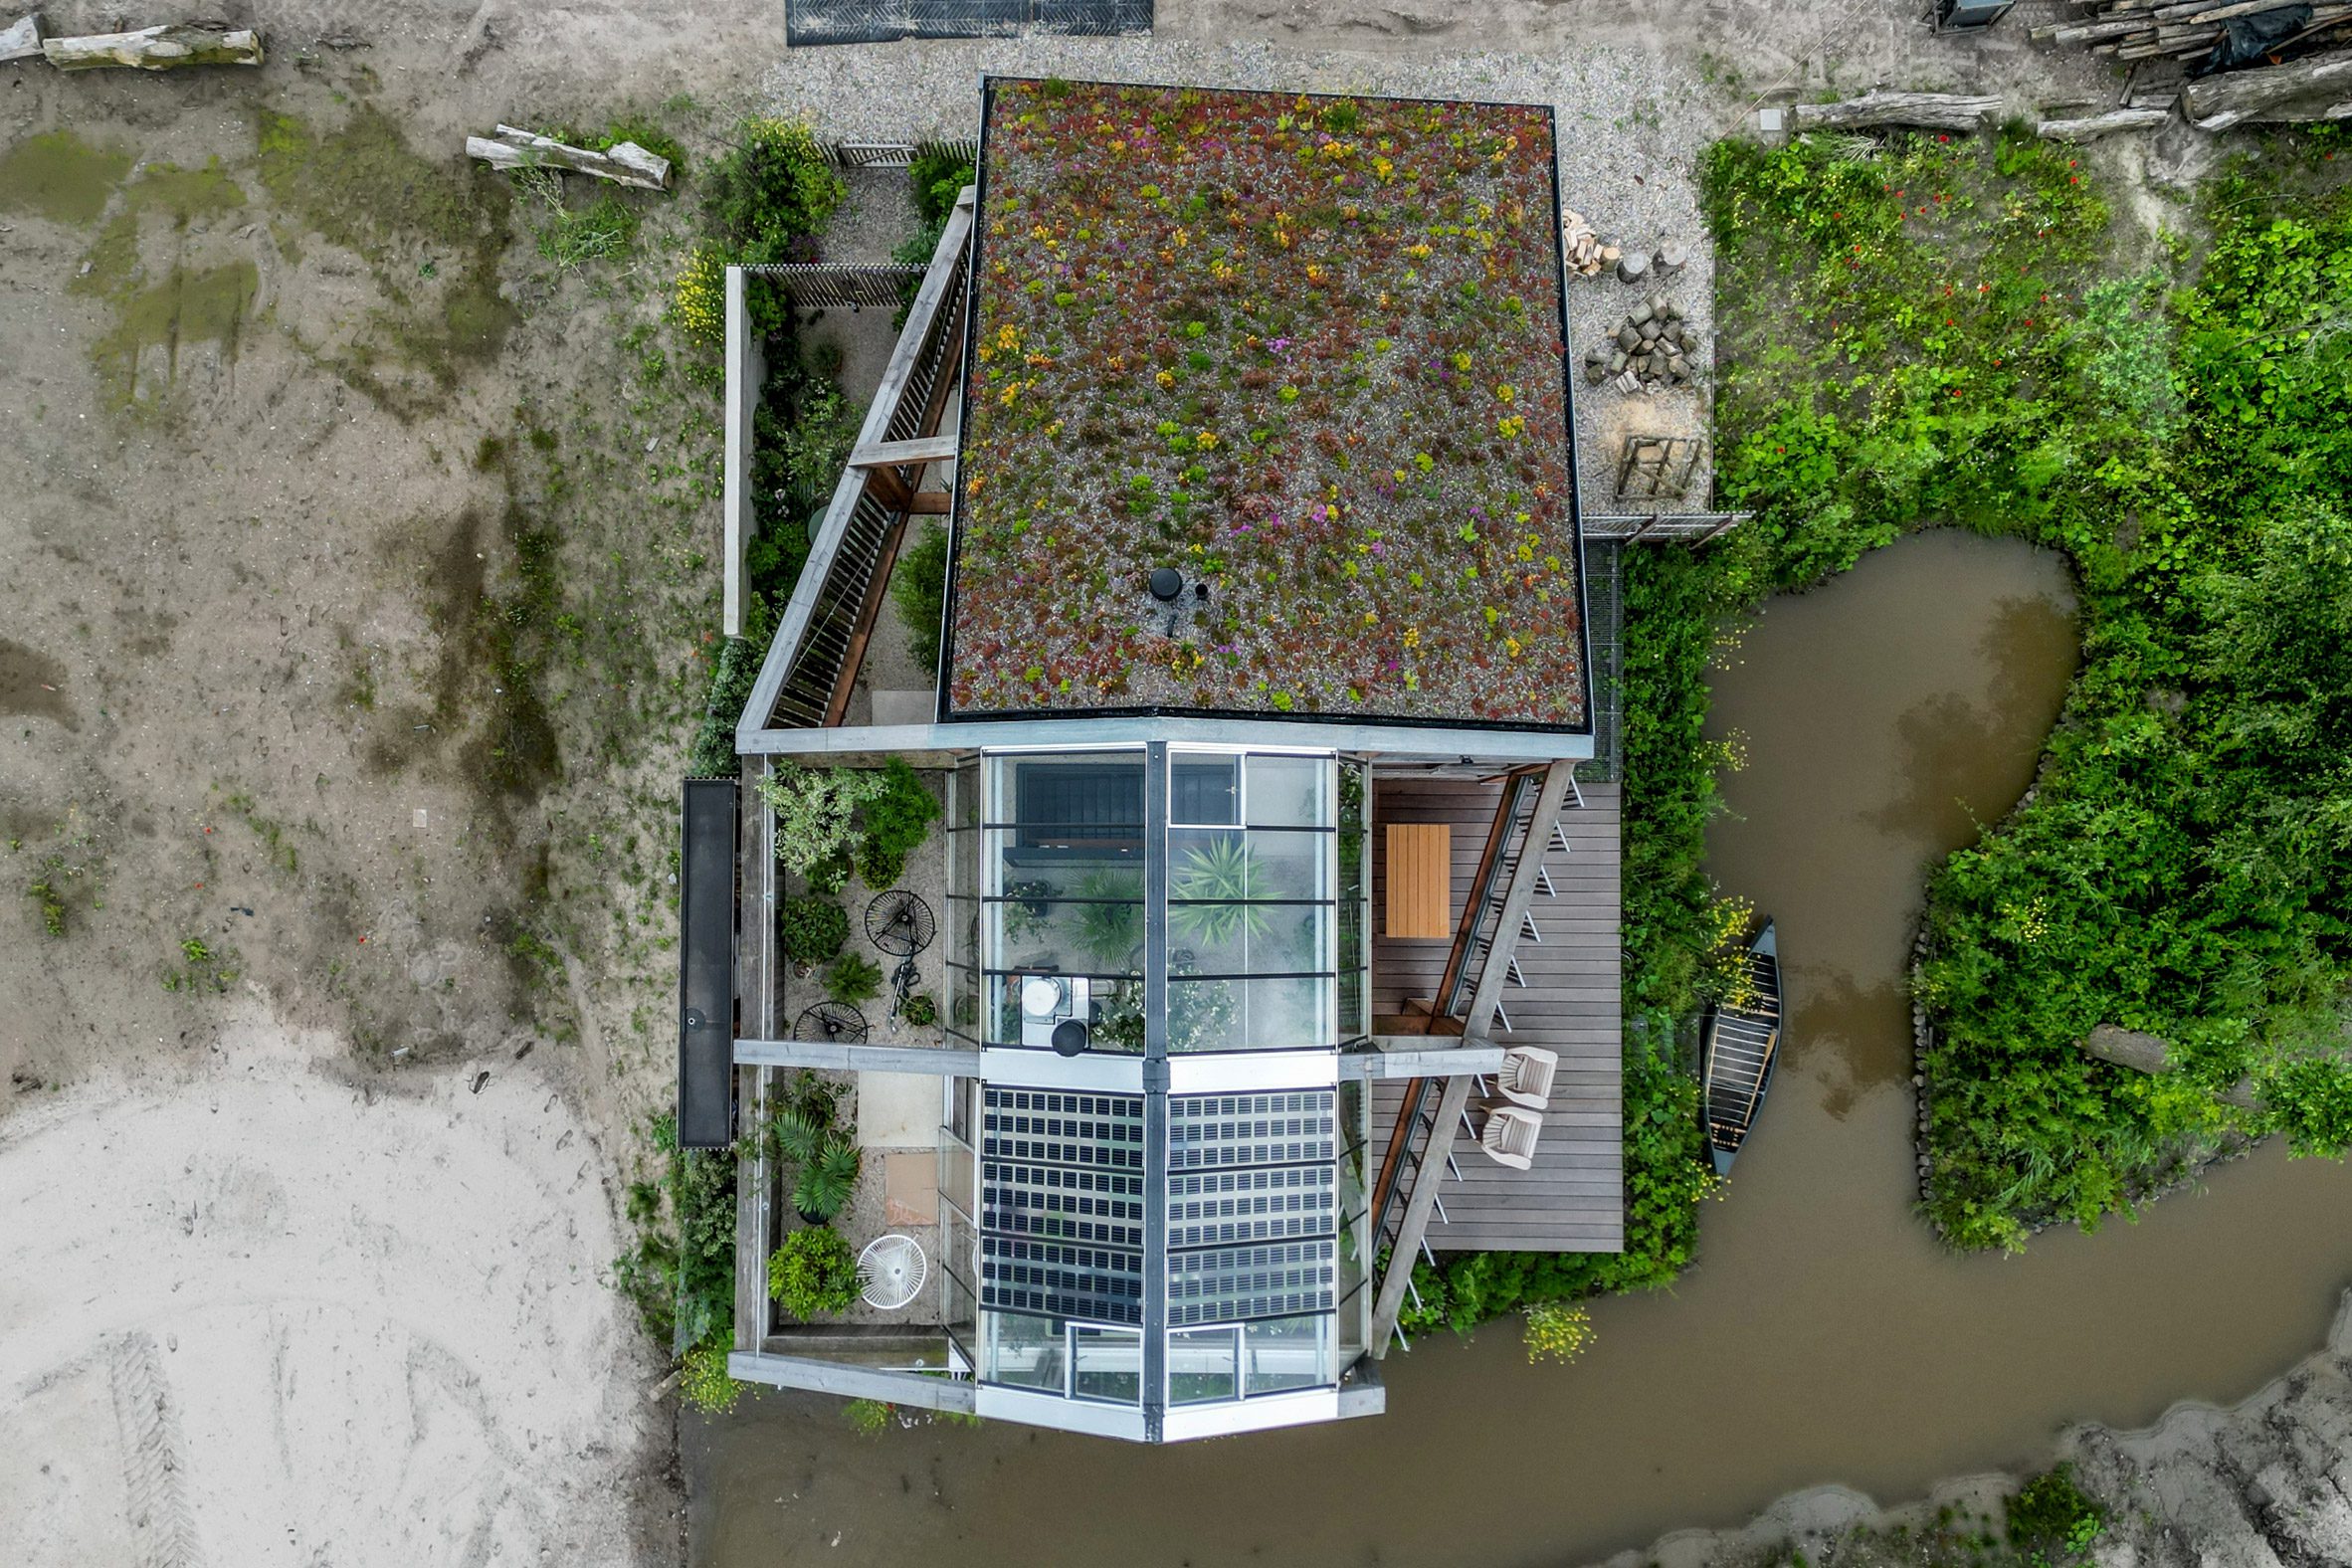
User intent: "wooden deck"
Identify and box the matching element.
[1369,775,1625,1254]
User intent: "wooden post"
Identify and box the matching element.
[2037,107,2173,140]
[43,24,262,69]
[466,126,674,190]
[2184,49,2352,128]
[1788,91,2002,132]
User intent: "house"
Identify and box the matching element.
[683,78,1629,1443]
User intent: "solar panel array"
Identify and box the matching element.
[1165,1090,1336,1325]
[981,1087,1144,1324]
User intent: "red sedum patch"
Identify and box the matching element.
[946,79,1588,729]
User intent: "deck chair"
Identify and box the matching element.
[1476,1104,1543,1170]
[1492,1046,1558,1109]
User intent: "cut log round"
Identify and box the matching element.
[1789,91,2003,132]
[2184,47,2352,128]
[2037,106,2175,139]
[41,24,263,70]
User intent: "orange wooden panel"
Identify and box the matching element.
[1386,823,1453,939]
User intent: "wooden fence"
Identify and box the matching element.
[825,137,982,169]
[740,262,926,310]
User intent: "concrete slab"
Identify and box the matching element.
[882,1150,940,1228]
[871,688,935,726]
[855,1071,940,1149]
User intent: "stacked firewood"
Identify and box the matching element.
[2033,0,2347,64]
[1560,209,1621,278]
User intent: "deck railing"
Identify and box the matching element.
[735,189,974,741]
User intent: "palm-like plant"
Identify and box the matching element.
[1075,868,1143,969]
[1169,836,1271,946]
[772,1103,829,1166]
[792,1131,864,1223]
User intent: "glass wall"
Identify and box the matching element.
[1336,758,1370,1043]
[1165,748,1338,1054]
[1334,1078,1371,1368]
[981,748,1147,1054]
[944,758,983,1047]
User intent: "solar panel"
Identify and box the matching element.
[981,1085,1144,1323]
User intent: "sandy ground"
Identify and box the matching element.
[0,1008,671,1566]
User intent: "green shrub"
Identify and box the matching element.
[767,1226,864,1318]
[907,146,975,226]
[779,896,850,964]
[613,1114,737,1357]
[757,764,886,885]
[703,116,846,265]
[901,993,938,1027]
[772,1101,830,1165]
[680,1342,743,1416]
[672,241,727,345]
[843,1397,893,1436]
[889,522,952,677]
[856,759,940,887]
[827,951,883,1007]
[2006,1464,2103,1561]
[791,1133,863,1222]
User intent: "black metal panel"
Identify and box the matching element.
[788,0,1151,45]
[679,780,739,1149]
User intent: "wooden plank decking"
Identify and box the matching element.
[1369,775,1625,1254]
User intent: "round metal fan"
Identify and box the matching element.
[865,889,936,957]
[793,1002,868,1044]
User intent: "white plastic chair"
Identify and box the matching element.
[1477,1104,1543,1170]
[1493,1046,1558,1109]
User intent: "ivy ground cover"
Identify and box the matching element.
[945,79,1589,729]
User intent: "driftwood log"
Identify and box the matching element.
[41,23,262,69]
[2184,47,2352,128]
[1789,91,2003,132]
[466,124,673,191]
[1,13,40,63]
[2079,1024,2261,1109]
[2037,106,2175,139]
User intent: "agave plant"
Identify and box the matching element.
[1169,836,1271,946]
[792,1132,864,1224]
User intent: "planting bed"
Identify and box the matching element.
[944,79,1589,729]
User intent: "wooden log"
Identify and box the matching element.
[41,23,261,69]
[2184,46,2352,127]
[2047,14,2166,42]
[2187,0,2313,23]
[2079,1025,2261,1109]
[0,13,41,64]
[467,124,673,191]
[1789,91,2004,131]
[2038,105,2175,137]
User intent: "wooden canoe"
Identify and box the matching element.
[1700,919,1783,1176]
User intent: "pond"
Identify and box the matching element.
[686,529,2352,1567]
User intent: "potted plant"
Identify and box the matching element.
[901,992,939,1027]
[792,1132,863,1225]
[767,1226,864,1318]
[779,895,850,974]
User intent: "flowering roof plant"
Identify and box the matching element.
[945,79,1589,730]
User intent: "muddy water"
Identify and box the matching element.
[686,530,2352,1567]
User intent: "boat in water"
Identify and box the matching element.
[1700,919,1783,1176]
